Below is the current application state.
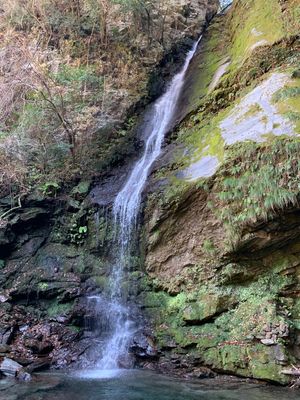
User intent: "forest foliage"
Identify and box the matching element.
[0,0,184,197]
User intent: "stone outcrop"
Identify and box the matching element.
[142,183,300,384]
[0,187,113,370]
[139,0,300,385]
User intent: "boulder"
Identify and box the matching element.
[0,327,14,345]
[0,344,10,353]
[0,357,22,377]
[16,369,32,381]
[25,358,51,373]
[130,332,158,359]
[261,338,276,346]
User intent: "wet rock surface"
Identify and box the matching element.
[0,190,108,370]
[0,183,154,374]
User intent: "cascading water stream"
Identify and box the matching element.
[91,35,202,375]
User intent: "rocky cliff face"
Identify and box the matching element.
[0,0,219,375]
[140,0,300,385]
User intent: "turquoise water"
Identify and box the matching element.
[0,370,298,400]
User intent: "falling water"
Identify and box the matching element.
[93,36,202,374]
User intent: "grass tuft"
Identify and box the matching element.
[215,139,300,241]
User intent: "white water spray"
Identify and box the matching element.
[91,36,202,376]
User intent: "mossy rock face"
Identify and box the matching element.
[0,0,299,381]
[143,232,300,380]
[248,344,290,383]
[45,299,75,318]
[203,343,290,383]
[182,293,235,324]
[157,0,300,186]
[142,292,168,309]
[141,0,300,384]
[0,182,122,369]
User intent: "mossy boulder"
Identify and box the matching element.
[183,293,236,323]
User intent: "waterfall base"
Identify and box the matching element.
[74,368,125,380]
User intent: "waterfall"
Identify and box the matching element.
[93,36,202,375]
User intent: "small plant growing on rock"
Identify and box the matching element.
[202,239,217,255]
[70,224,88,245]
[39,181,60,197]
[38,282,49,291]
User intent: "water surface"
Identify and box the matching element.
[0,370,298,400]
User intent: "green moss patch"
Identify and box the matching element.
[274,77,300,133]
[46,300,74,318]
[229,0,285,65]
[185,15,230,108]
